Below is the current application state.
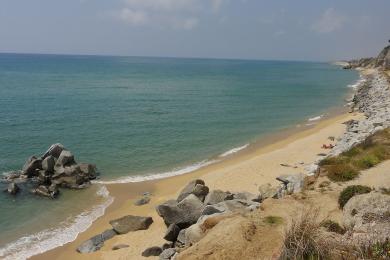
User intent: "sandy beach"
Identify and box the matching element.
[31,110,361,260]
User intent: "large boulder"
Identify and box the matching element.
[142,246,163,257]
[77,229,116,253]
[22,156,42,177]
[201,199,260,216]
[55,150,75,167]
[204,190,233,205]
[177,179,209,202]
[42,143,65,159]
[258,183,279,200]
[42,155,56,172]
[343,192,390,243]
[156,194,205,228]
[276,174,304,194]
[7,182,20,195]
[109,215,153,234]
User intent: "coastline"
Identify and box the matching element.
[31,108,360,260]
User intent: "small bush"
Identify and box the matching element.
[356,154,380,169]
[263,215,283,225]
[326,164,359,182]
[321,220,346,234]
[338,185,372,208]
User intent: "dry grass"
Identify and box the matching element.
[280,208,336,260]
[319,128,390,182]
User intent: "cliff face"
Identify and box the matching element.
[376,45,390,70]
[344,45,390,70]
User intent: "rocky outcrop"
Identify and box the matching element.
[177,179,209,202]
[2,143,99,198]
[343,44,390,70]
[109,215,153,234]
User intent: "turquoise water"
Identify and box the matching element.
[0,54,358,258]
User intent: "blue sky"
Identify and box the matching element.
[0,0,389,61]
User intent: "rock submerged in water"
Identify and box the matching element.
[2,143,99,199]
[6,182,20,195]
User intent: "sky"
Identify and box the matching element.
[0,0,389,61]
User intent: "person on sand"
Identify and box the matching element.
[321,144,334,149]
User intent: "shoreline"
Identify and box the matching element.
[30,108,359,260]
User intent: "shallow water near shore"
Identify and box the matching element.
[0,54,358,258]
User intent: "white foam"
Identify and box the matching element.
[347,76,366,89]
[0,186,113,260]
[308,115,323,122]
[96,159,219,185]
[219,144,249,157]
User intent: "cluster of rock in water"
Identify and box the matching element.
[76,176,304,259]
[2,143,97,198]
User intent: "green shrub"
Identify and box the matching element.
[326,164,359,182]
[356,154,380,169]
[263,215,283,225]
[338,185,372,208]
[321,220,345,234]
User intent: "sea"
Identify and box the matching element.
[0,53,358,259]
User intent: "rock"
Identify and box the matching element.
[3,171,21,182]
[162,243,173,250]
[233,191,261,202]
[42,156,56,172]
[343,192,390,243]
[22,156,42,177]
[48,183,59,198]
[109,215,153,234]
[201,204,226,216]
[42,143,65,159]
[142,246,163,257]
[204,189,233,205]
[159,248,176,260]
[112,244,129,250]
[164,224,181,242]
[202,199,259,215]
[77,229,116,253]
[258,183,278,200]
[176,229,186,245]
[7,182,20,195]
[134,196,151,206]
[276,174,304,193]
[78,163,97,180]
[32,185,58,198]
[55,150,75,167]
[156,194,205,228]
[177,179,208,202]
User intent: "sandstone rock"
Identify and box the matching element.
[42,156,56,172]
[142,246,163,257]
[134,196,151,206]
[42,143,65,159]
[204,189,233,205]
[159,248,176,260]
[177,179,208,202]
[77,229,116,253]
[7,182,20,195]
[112,244,129,250]
[55,150,75,167]
[164,224,181,242]
[109,215,153,234]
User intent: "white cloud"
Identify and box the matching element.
[114,0,226,29]
[311,8,347,33]
[119,8,148,25]
[173,17,199,30]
